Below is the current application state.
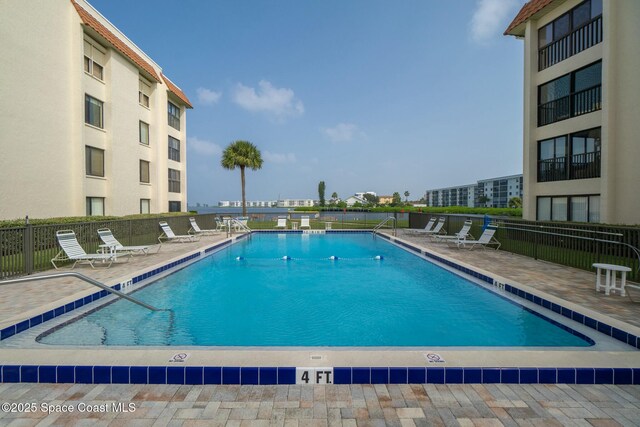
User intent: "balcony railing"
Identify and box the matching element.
[539,15,602,71]
[537,151,600,182]
[570,151,601,180]
[538,157,567,182]
[538,84,601,126]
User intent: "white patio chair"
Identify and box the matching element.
[51,230,123,269]
[97,228,151,255]
[188,217,220,236]
[275,217,288,229]
[451,224,500,249]
[158,221,198,243]
[433,220,474,243]
[405,217,437,234]
[300,216,311,229]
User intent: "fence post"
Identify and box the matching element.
[23,216,34,275]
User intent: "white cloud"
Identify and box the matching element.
[232,80,304,119]
[196,87,222,105]
[322,123,365,143]
[263,151,297,164]
[188,137,222,156]
[470,0,519,44]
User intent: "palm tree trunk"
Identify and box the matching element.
[240,166,247,217]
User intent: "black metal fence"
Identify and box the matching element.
[0,214,219,278]
[409,212,640,282]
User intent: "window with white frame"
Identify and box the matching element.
[139,121,149,145]
[140,160,150,183]
[139,79,151,108]
[86,197,105,216]
[168,136,180,162]
[168,101,180,130]
[85,146,104,177]
[85,95,103,128]
[168,168,180,193]
[83,39,105,80]
[140,199,150,214]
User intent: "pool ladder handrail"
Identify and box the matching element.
[226,217,252,237]
[0,272,161,312]
[373,216,397,236]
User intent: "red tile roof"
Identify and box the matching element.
[71,0,160,82]
[504,0,555,36]
[162,74,193,109]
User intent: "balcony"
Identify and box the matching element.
[538,84,601,127]
[537,151,600,182]
[539,15,602,71]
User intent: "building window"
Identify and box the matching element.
[537,195,600,222]
[83,39,105,80]
[168,168,180,193]
[85,146,104,177]
[86,197,105,216]
[168,136,180,162]
[168,201,181,212]
[140,160,150,183]
[139,79,151,108]
[139,121,149,145]
[168,102,180,130]
[538,0,603,70]
[538,61,601,126]
[537,128,601,182]
[85,95,104,128]
[538,136,567,182]
[140,199,150,214]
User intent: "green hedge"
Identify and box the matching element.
[0,212,193,229]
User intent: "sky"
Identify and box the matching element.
[90,0,526,205]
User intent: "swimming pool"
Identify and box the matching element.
[38,233,592,347]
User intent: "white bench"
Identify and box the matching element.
[593,263,632,296]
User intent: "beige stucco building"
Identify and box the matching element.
[0,0,192,220]
[505,0,640,224]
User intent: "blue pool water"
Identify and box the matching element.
[39,233,592,347]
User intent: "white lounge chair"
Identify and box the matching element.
[450,224,500,249]
[300,216,311,229]
[97,228,151,255]
[158,221,198,243]
[416,217,446,236]
[275,217,288,229]
[433,220,474,243]
[406,217,437,234]
[51,230,123,269]
[188,217,220,236]
[215,217,226,231]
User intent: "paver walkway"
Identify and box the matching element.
[0,383,639,426]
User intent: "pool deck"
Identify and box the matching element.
[1,230,639,425]
[1,382,639,426]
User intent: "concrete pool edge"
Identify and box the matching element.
[1,230,639,385]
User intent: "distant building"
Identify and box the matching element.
[276,199,316,208]
[378,195,394,204]
[355,191,377,199]
[505,0,640,223]
[425,174,523,208]
[0,0,192,219]
[344,195,368,207]
[218,200,277,208]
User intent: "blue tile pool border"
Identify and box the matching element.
[1,231,638,384]
[0,365,638,385]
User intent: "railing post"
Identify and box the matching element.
[23,216,34,275]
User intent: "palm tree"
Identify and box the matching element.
[221,140,263,217]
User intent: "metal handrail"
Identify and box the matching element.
[373,217,397,236]
[0,272,161,312]
[498,222,640,272]
[226,217,252,237]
